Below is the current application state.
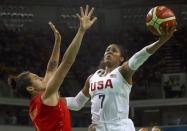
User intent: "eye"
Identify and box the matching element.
[105,48,110,52]
[112,48,118,52]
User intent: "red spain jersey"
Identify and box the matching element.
[29,94,72,131]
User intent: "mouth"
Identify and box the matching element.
[104,54,112,60]
[105,52,113,57]
[106,55,111,59]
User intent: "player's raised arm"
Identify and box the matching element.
[43,21,61,84]
[119,6,177,84]
[42,5,97,105]
[119,26,176,85]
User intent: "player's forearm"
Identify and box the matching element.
[51,28,85,80]
[145,38,168,54]
[62,28,85,65]
[128,47,151,71]
[128,39,166,71]
[47,36,61,71]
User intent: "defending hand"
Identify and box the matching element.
[77,5,97,32]
[48,21,61,40]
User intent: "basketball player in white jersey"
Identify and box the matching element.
[64,25,176,130]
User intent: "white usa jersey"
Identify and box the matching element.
[89,66,132,124]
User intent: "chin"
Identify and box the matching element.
[104,61,114,68]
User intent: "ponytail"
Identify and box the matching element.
[8,76,17,89]
[8,71,32,98]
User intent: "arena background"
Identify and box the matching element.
[0,0,187,130]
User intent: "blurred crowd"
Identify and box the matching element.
[0,24,186,99]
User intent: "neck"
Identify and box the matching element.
[104,65,118,75]
[31,90,43,96]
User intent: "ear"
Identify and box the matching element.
[120,56,125,63]
[26,86,34,92]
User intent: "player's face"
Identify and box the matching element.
[28,73,45,91]
[104,44,124,67]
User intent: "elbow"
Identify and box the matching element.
[73,107,82,111]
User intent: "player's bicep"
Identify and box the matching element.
[119,62,134,85]
[82,75,92,97]
[43,72,53,85]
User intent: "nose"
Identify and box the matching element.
[106,50,113,55]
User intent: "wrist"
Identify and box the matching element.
[158,37,168,44]
[55,37,61,42]
[78,27,86,34]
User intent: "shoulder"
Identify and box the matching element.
[97,69,105,75]
[90,69,105,78]
[30,94,42,105]
[88,74,93,80]
[86,74,94,84]
[118,62,133,85]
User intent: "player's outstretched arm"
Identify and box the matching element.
[43,21,61,85]
[119,26,176,84]
[64,75,92,111]
[42,5,97,105]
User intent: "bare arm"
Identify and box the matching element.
[63,75,91,111]
[42,6,97,105]
[81,76,91,97]
[119,26,176,85]
[145,31,175,54]
[43,22,61,84]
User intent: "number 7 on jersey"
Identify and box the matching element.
[99,94,105,109]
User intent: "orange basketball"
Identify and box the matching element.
[146,6,177,36]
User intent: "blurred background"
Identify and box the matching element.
[0,0,187,131]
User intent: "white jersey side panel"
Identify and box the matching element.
[89,67,132,124]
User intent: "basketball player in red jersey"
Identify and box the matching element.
[8,5,97,131]
[65,25,176,130]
